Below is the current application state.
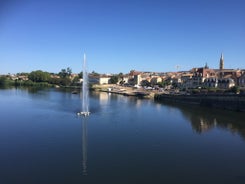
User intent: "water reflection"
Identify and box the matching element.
[183,107,245,138]
[157,101,245,139]
[82,118,88,175]
[99,92,110,105]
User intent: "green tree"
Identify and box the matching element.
[28,70,50,82]
[78,72,83,78]
[0,76,7,86]
[17,72,29,76]
[59,69,67,78]
[91,71,100,76]
[71,76,80,86]
[141,80,151,87]
[109,75,119,84]
[60,77,71,86]
[66,67,72,76]
[118,72,123,79]
[229,86,240,94]
[49,77,62,85]
[57,67,73,86]
[58,67,72,78]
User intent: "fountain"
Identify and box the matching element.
[77,53,90,117]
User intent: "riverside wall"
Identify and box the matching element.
[154,94,245,112]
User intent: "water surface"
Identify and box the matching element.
[0,88,245,184]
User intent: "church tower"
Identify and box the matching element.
[219,53,224,70]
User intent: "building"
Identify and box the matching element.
[218,78,235,89]
[150,76,162,85]
[127,70,142,85]
[238,73,245,87]
[180,73,193,88]
[118,75,129,85]
[216,68,242,85]
[216,53,242,84]
[190,66,216,88]
[88,75,111,85]
[203,78,218,88]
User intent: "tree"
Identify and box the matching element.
[17,72,29,76]
[49,77,61,85]
[59,69,67,78]
[28,70,50,82]
[141,80,151,87]
[60,77,71,86]
[91,71,100,76]
[0,76,7,86]
[117,72,124,85]
[57,67,73,86]
[72,76,80,86]
[109,75,119,84]
[66,67,72,76]
[58,67,72,78]
[78,72,83,79]
[118,72,124,79]
[229,86,240,94]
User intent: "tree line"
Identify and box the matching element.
[0,67,83,87]
[0,67,125,88]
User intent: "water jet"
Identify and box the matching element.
[77,53,90,117]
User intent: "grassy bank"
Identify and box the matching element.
[0,77,53,88]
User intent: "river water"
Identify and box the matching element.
[0,88,245,184]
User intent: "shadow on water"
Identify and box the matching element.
[156,100,245,139]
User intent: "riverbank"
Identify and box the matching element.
[92,84,155,98]
[92,85,245,112]
[154,93,245,112]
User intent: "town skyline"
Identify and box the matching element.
[2,53,245,89]
[0,52,244,75]
[1,0,245,74]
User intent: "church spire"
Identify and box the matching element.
[205,62,209,69]
[219,53,224,70]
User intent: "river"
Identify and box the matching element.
[0,87,245,184]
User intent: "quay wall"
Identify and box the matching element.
[154,94,245,112]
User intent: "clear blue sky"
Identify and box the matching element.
[0,0,244,74]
